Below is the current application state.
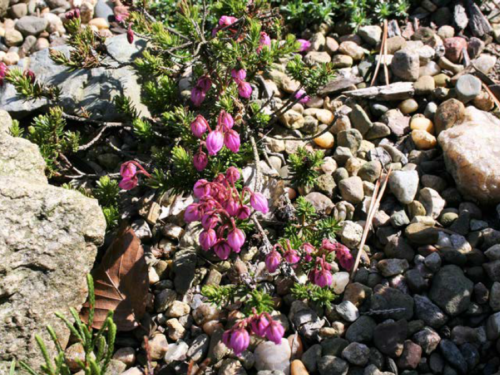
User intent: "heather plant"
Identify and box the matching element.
[6,0,351,357]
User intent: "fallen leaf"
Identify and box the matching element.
[81,224,149,331]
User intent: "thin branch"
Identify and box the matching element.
[78,123,125,151]
[350,166,392,279]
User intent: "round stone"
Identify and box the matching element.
[399,99,419,114]
[411,117,434,134]
[455,74,482,103]
[412,129,437,150]
[314,132,335,149]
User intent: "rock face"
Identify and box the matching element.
[0,35,150,121]
[438,107,500,205]
[0,111,106,371]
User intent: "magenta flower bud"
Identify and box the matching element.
[119,177,138,190]
[120,161,137,180]
[250,314,270,337]
[127,23,134,44]
[337,250,354,271]
[250,192,269,214]
[303,242,315,262]
[224,129,240,153]
[259,32,271,49]
[265,250,282,273]
[201,212,219,230]
[193,151,208,172]
[218,110,234,130]
[265,319,285,345]
[199,229,217,251]
[229,327,250,355]
[65,9,75,19]
[284,249,300,265]
[227,228,245,252]
[24,70,36,84]
[231,68,247,81]
[225,167,240,183]
[297,39,311,52]
[219,15,238,27]
[237,81,252,99]
[224,199,239,216]
[73,8,80,18]
[193,179,211,198]
[184,204,202,222]
[206,130,224,156]
[236,205,251,220]
[197,76,212,93]
[295,89,310,104]
[214,241,232,260]
[314,268,332,287]
[191,86,206,107]
[191,115,209,138]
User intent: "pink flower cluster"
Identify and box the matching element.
[297,39,311,52]
[184,167,269,259]
[231,69,252,99]
[212,15,239,36]
[265,239,353,287]
[118,161,151,190]
[190,110,240,171]
[257,31,271,53]
[191,76,212,107]
[223,312,285,355]
[65,8,80,20]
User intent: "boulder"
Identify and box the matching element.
[0,111,106,371]
[0,35,150,121]
[438,107,500,204]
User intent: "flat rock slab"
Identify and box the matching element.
[438,107,500,205]
[344,82,415,101]
[0,110,106,371]
[0,34,150,121]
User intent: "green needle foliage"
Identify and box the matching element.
[288,147,324,189]
[16,275,117,375]
[202,284,275,315]
[291,283,338,309]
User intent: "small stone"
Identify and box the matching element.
[15,16,48,36]
[391,50,420,81]
[291,360,309,375]
[302,344,321,373]
[439,340,468,374]
[473,91,495,111]
[429,265,473,316]
[414,295,448,328]
[358,25,382,46]
[414,75,436,95]
[325,37,339,54]
[358,161,381,183]
[166,300,190,318]
[166,318,186,341]
[4,29,23,46]
[419,188,446,219]
[304,51,331,64]
[439,56,464,74]
[412,129,437,150]
[279,110,304,129]
[331,54,353,68]
[438,25,455,39]
[399,99,419,115]
[411,117,434,134]
[397,340,422,370]
[148,334,169,360]
[444,37,467,63]
[339,41,365,60]
[386,36,406,54]
[332,272,350,294]
[313,132,334,149]
[164,341,189,363]
[345,315,376,343]
[434,73,450,87]
[350,104,373,136]
[317,356,348,375]
[337,129,363,153]
[473,54,496,74]
[455,74,481,103]
[335,300,359,322]
[113,347,136,367]
[316,109,335,125]
[373,319,407,357]
[341,342,370,366]
[339,176,364,204]
[389,170,419,205]
[414,327,441,355]
[365,122,391,140]
[435,99,465,134]
[254,339,291,374]
[377,259,409,277]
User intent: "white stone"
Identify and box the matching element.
[254,338,291,374]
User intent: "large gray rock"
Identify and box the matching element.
[0,35,150,121]
[0,111,106,371]
[439,107,500,205]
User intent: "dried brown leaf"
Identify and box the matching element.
[81,224,148,331]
